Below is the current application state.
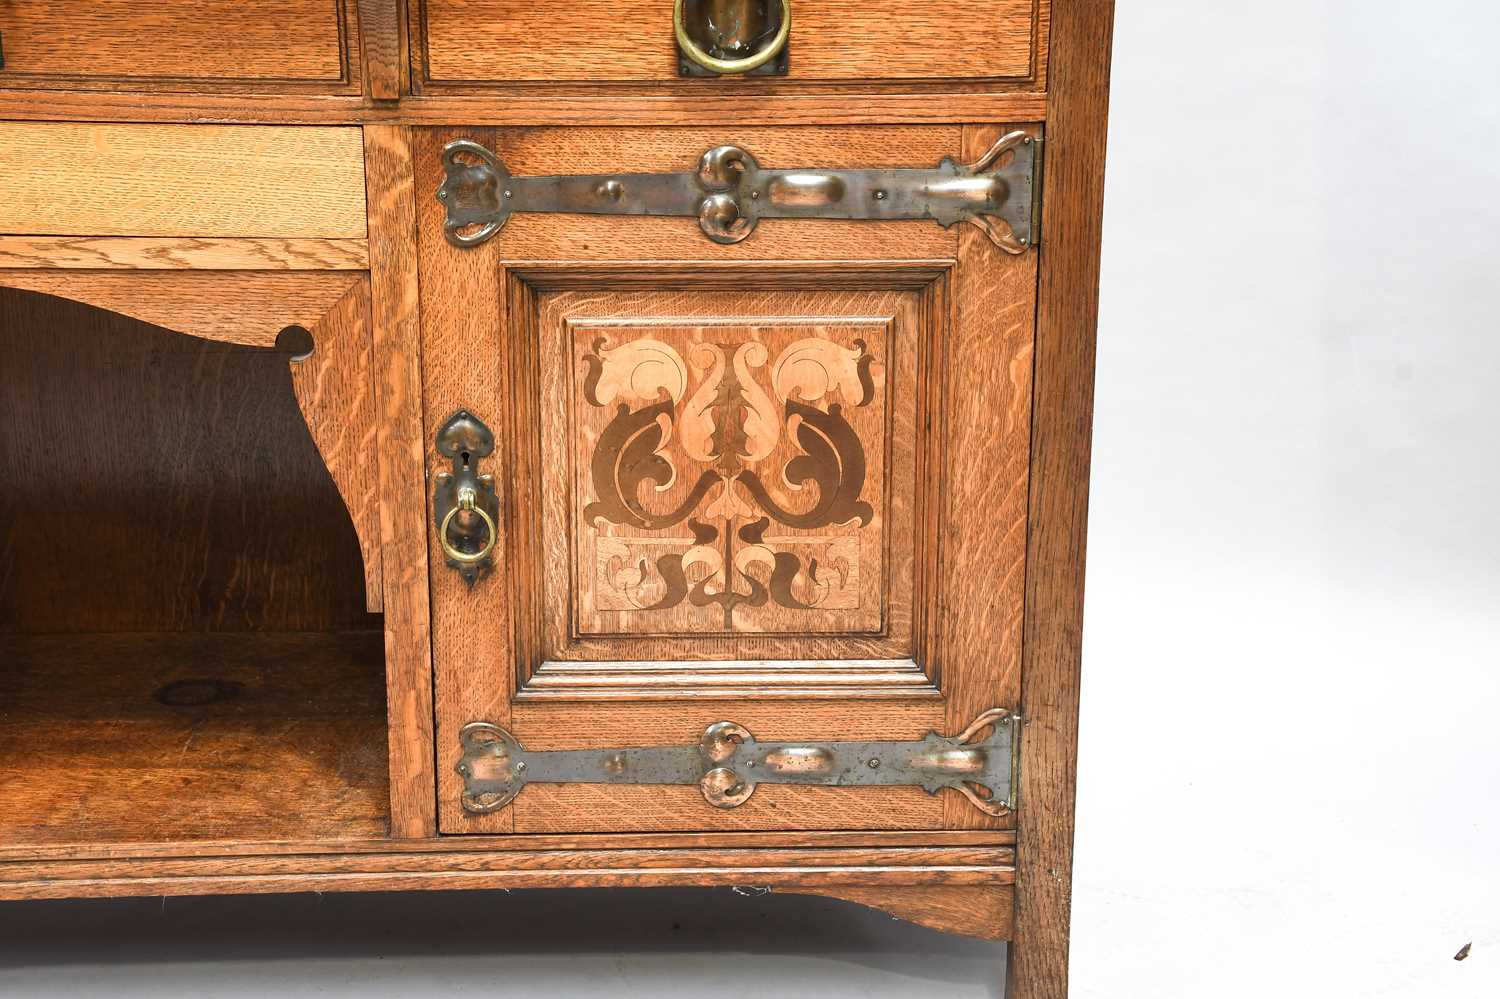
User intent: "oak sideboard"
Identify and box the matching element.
[0,3,1114,995]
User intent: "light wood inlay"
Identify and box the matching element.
[533,287,924,662]
[0,124,367,239]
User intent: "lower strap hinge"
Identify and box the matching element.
[456,708,1020,818]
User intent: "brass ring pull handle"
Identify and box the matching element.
[433,410,501,586]
[439,487,497,566]
[674,0,791,76]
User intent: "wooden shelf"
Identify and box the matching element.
[0,631,389,848]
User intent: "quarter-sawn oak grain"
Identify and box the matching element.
[0,3,1114,983]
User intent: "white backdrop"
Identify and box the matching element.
[1072,1,1500,995]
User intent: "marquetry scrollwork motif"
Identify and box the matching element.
[578,330,883,632]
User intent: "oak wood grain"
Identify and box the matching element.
[0,124,367,239]
[415,0,1039,85]
[938,125,1040,831]
[0,0,1111,959]
[363,124,439,839]
[507,697,950,833]
[413,126,517,836]
[0,237,369,271]
[0,287,374,635]
[0,830,1015,865]
[518,658,937,701]
[0,843,1013,902]
[0,632,389,847]
[1008,3,1116,996]
[527,284,922,668]
[468,125,959,262]
[291,279,385,612]
[793,884,1015,941]
[0,90,1049,127]
[0,271,363,348]
[0,0,358,92]
[421,125,1040,836]
[356,0,406,100]
[1,846,1010,884]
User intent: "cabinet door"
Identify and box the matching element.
[415,125,1036,834]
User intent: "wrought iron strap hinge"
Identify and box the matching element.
[457,708,1020,817]
[437,132,1042,252]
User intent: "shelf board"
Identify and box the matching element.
[0,631,389,848]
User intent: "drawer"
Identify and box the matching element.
[412,0,1044,90]
[0,1,360,94]
[0,123,367,239]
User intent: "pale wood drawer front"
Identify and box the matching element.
[0,124,367,240]
[0,1,360,93]
[414,0,1044,90]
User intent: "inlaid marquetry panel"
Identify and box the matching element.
[517,277,939,678]
[567,318,893,637]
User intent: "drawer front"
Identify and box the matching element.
[0,123,367,239]
[417,124,1037,835]
[413,0,1043,90]
[0,1,359,93]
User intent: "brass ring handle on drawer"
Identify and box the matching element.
[438,487,496,566]
[673,0,791,75]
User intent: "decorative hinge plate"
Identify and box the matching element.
[457,708,1020,818]
[437,132,1041,252]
